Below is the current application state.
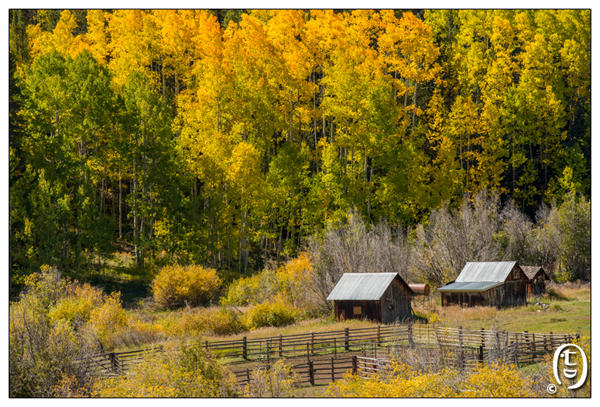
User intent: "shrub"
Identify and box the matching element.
[221,253,318,312]
[242,301,298,330]
[87,292,128,350]
[325,362,536,397]
[151,264,222,309]
[48,282,104,326]
[91,341,237,397]
[111,315,166,348]
[9,267,99,397]
[203,307,245,336]
[242,360,299,397]
[168,307,245,338]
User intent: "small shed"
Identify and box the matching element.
[408,284,431,296]
[438,261,527,308]
[521,266,549,296]
[327,273,413,324]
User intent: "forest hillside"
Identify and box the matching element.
[9,10,591,293]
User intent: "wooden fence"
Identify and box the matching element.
[89,324,578,382]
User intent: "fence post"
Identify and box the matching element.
[549,332,553,349]
[306,342,310,362]
[458,326,464,371]
[109,352,118,374]
[243,336,247,360]
[246,368,250,384]
[311,331,315,355]
[408,321,414,345]
[352,356,358,375]
[377,325,381,346]
[480,328,485,349]
[267,339,270,365]
[345,327,349,351]
[331,357,335,382]
[205,340,209,353]
[279,334,283,357]
[524,331,530,361]
[334,338,337,359]
[532,333,536,361]
[308,360,314,385]
[479,345,484,365]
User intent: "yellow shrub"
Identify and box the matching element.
[91,341,237,397]
[221,253,316,310]
[48,283,104,326]
[151,264,222,309]
[461,363,535,397]
[242,301,298,330]
[87,292,128,350]
[168,311,205,338]
[115,316,167,348]
[169,307,244,338]
[325,362,537,397]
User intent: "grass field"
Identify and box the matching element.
[413,282,590,336]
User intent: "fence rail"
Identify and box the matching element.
[90,324,578,382]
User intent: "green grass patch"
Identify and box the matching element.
[413,285,589,336]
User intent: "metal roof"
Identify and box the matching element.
[437,281,504,293]
[455,261,517,283]
[327,273,402,301]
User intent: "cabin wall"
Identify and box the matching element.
[441,280,527,308]
[380,279,413,324]
[334,300,382,322]
[528,276,546,296]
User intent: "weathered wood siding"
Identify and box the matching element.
[380,277,413,324]
[441,264,527,308]
[334,299,382,322]
[333,276,412,324]
[526,276,546,296]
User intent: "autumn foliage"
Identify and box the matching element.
[9,10,591,287]
[151,264,222,309]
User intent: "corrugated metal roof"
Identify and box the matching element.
[327,273,399,301]
[437,281,504,292]
[455,261,517,283]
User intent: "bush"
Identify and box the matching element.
[92,340,237,397]
[9,267,99,397]
[221,253,319,312]
[242,301,298,330]
[151,264,222,309]
[325,362,536,397]
[48,282,104,326]
[87,292,128,350]
[203,307,245,336]
[168,307,244,338]
[242,360,299,397]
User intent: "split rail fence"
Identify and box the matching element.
[88,324,578,386]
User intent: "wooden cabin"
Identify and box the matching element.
[521,266,549,296]
[438,262,528,308]
[327,273,413,324]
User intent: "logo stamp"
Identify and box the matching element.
[552,343,588,390]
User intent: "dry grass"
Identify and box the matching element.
[203,316,378,342]
[413,283,590,335]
